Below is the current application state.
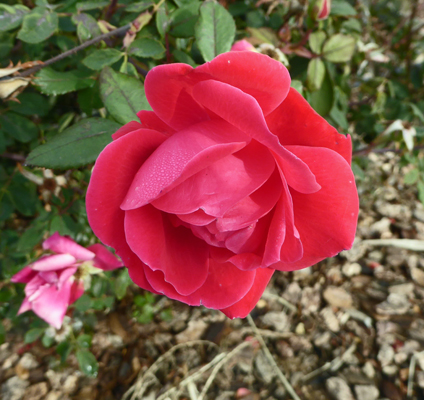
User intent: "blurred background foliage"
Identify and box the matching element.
[0,0,423,375]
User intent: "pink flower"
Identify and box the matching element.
[86,51,358,318]
[310,0,332,20]
[230,40,255,52]
[11,233,123,329]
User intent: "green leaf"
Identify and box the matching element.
[26,118,120,169]
[0,113,38,143]
[126,1,154,12]
[331,0,357,16]
[156,5,171,37]
[17,7,58,43]
[307,72,334,116]
[76,349,99,377]
[114,269,132,300]
[100,67,150,124]
[9,92,51,117]
[16,221,47,252]
[418,181,424,205]
[170,2,201,38]
[25,328,44,344]
[309,31,326,54]
[194,1,236,62]
[404,168,419,185]
[56,341,73,363]
[76,1,109,11]
[9,175,39,216]
[290,80,303,95]
[0,4,30,32]
[77,334,92,349]
[322,34,356,63]
[36,68,95,95]
[82,49,124,70]
[0,32,13,59]
[74,294,92,312]
[42,333,55,348]
[172,49,197,67]
[307,58,326,91]
[72,13,101,42]
[129,38,166,59]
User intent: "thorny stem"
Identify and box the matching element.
[10,24,131,79]
[246,314,302,400]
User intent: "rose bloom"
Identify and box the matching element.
[11,233,122,328]
[87,51,358,318]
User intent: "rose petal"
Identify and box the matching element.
[220,268,274,318]
[121,119,248,210]
[69,280,84,305]
[87,244,123,271]
[151,141,275,217]
[144,258,256,309]
[216,167,282,231]
[30,254,77,271]
[31,279,73,329]
[17,298,32,315]
[192,80,321,194]
[137,110,176,136]
[43,232,95,261]
[125,205,209,296]
[86,128,167,254]
[11,266,37,284]
[195,52,291,115]
[177,209,217,226]
[273,146,358,271]
[266,88,352,164]
[144,63,210,130]
[112,121,143,141]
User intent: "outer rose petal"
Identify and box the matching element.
[125,205,209,295]
[69,279,84,305]
[121,120,248,210]
[144,63,210,130]
[137,111,176,136]
[87,243,123,271]
[43,232,95,261]
[195,52,291,115]
[143,259,256,309]
[17,298,32,315]
[11,266,37,283]
[192,80,321,195]
[30,254,77,271]
[274,146,359,271]
[112,121,143,141]
[221,268,274,318]
[31,279,73,329]
[86,128,167,254]
[266,88,352,164]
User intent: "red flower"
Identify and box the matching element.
[86,52,358,318]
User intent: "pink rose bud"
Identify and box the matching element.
[231,40,255,52]
[86,52,358,319]
[310,0,331,20]
[12,233,123,329]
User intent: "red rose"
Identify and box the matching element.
[86,52,358,318]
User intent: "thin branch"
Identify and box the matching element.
[246,314,301,400]
[10,24,131,79]
[197,341,252,400]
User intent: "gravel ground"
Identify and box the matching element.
[1,151,424,400]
